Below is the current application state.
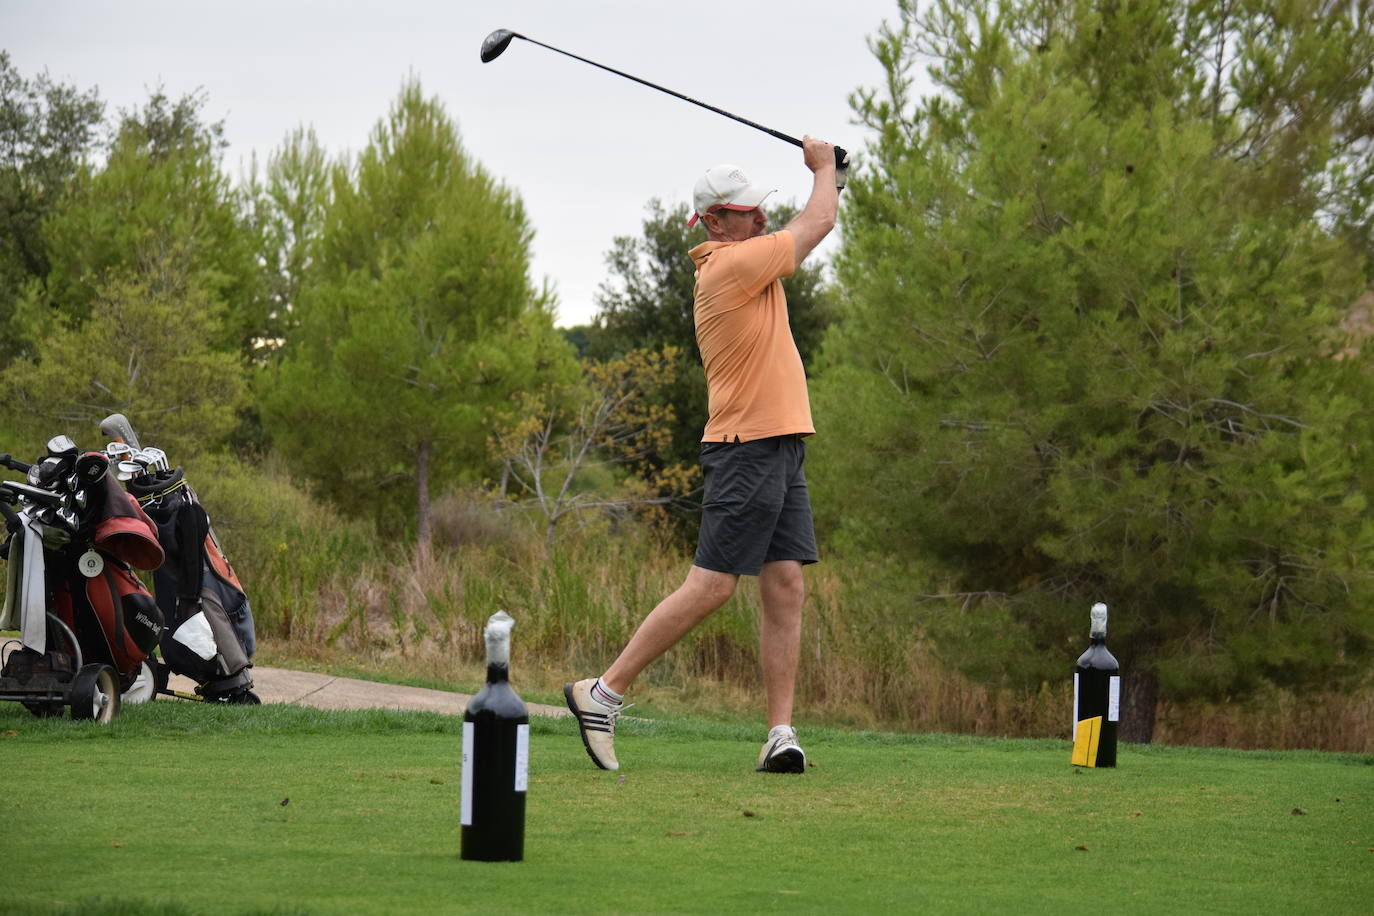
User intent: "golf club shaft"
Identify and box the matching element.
[518,35,804,149]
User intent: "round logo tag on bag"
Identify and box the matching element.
[78,550,104,578]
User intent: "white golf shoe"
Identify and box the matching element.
[564,678,623,771]
[756,724,806,773]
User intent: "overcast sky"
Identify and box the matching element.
[3,0,917,327]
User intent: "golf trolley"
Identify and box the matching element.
[0,437,166,723]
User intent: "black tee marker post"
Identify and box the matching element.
[461,611,529,861]
[1072,602,1120,767]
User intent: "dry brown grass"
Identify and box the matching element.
[1154,685,1374,751]
[256,507,1372,753]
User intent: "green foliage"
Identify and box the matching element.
[489,347,699,550]
[248,125,332,355]
[177,452,379,639]
[35,90,266,357]
[0,250,248,456]
[258,80,578,542]
[0,52,104,363]
[813,0,1374,714]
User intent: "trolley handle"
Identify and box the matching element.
[0,453,33,474]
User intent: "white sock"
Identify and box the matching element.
[591,678,623,707]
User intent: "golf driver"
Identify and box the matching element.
[480,29,848,184]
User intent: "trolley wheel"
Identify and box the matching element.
[22,699,64,718]
[225,689,262,705]
[70,664,120,724]
[122,660,156,705]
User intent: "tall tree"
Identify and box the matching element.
[36,90,266,357]
[249,125,332,355]
[259,80,578,548]
[813,0,1374,740]
[0,53,104,362]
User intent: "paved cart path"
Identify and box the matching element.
[167,666,571,718]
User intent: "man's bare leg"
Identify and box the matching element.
[601,565,739,695]
[758,560,805,728]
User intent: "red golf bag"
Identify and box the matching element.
[1,442,164,721]
[49,472,167,684]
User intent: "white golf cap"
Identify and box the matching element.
[687,164,777,226]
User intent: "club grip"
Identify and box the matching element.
[0,453,32,473]
[834,145,849,191]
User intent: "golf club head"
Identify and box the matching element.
[480,29,520,63]
[75,451,110,485]
[139,447,169,472]
[46,435,78,459]
[33,456,67,488]
[99,413,142,451]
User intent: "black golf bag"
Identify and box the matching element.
[126,467,257,702]
[1,439,166,721]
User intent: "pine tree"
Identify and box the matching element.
[259,81,578,547]
[38,90,265,357]
[814,0,1374,740]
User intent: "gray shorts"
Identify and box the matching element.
[694,435,819,576]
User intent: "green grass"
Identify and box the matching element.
[1,700,1370,915]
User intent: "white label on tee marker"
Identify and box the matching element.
[460,722,474,826]
[1072,673,1079,739]
[515,724,529,792]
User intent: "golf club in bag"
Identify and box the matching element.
[101,415,259,704]
[0,436,166,723]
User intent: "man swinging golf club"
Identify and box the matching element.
[566,136,840,773]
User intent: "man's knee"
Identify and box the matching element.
[761,561,806,606]
[685,565,739,610]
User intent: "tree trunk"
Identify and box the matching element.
[1119,666,1158,744]
[416,440,432,561]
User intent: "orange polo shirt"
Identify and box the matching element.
[689,229,815,443]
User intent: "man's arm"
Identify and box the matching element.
[783,135,838,267]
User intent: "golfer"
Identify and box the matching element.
[566,136,840,773]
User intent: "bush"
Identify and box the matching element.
[182,452,379,638]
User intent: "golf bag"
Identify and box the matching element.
[126,466,257,702]
[1,438,165,719]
